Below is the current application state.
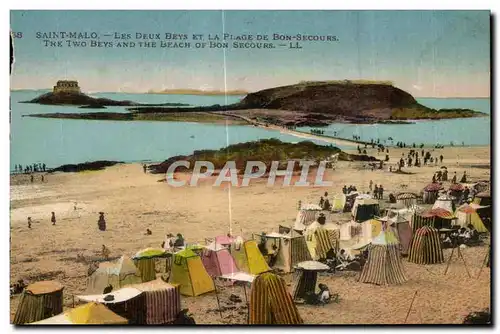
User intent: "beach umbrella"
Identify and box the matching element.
[424,183,443,192]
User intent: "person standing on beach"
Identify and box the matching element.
[27,217,32,229]
[373,185,379,199]
[30,174,34,183]
[369,180,373,192]
[51,212,56,225]
[42,163,46,172]
[451,172,457,184]
[379,185,384,199]
[460,171,467,183]
[98,212,106,231]
[143,164,147,174]
[41,175,44,182]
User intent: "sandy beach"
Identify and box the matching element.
[9,145,491,324]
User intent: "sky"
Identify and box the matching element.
[10,10,490,97]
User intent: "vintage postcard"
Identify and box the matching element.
[9,10,491,325]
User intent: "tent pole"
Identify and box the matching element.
[443,246,456,276]
[457,247,472,278]
[404,290,418,323]
[243,283,249,324]
[213,279,223,320]
[477,245,490,279]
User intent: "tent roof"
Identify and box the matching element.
[35,303,128,324]
[396,192,417,199]
[422,208,456,219]
[300,203,322,211]
[26,281,63,295]
[423,183,443,192]
[133,248,167,259]
[371,230,399,245]
[77,287,142,304]
[295,261,329,271]
[214,235,235,245]
[175,248,198,258]
[128,278,178,292]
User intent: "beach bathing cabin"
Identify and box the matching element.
[13,281,64,324]
[351,196,380,222]
[169,248,215,296]
[456,203,489,233]
[304,221,340,260]
[383,214,413,256]
[32,302,128,325]
[292,261,330,301]
[294,204,325,231]
[407,226,444,265]
[432,195,456,213]
[249,272,303,325]
[396,192,418,208]
[77,279,181,325]
[253,232,312,273]
[133,248,168,283]
[200,242,239,277]
[358,229,408,286]
[230,238,271,275]
[422,183,443,204]
[86,256,142,295]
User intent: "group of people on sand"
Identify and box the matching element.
[368,180,384,199]
[162,233,186,250]
[13,163,47,174]
[318,192,331,210]
[443,224,480,248]
[342,185,357,194]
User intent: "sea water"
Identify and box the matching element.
[9,91,490,171]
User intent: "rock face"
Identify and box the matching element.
[23,92,138,106]
[49,160,122,173]
[237,82,422,118]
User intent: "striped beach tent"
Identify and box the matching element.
[358,229,408,286]
[407,226,444,265]
[294,204,324,231]
[396,192,418,208]
[411,212,436,232]
[253,232,312,273]
[13,281,64,324]
[304,222,340,260]
[249,272,303,324]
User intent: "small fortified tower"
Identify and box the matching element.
[53,80,81,94]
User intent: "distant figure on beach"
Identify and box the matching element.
[74,202,77,211]
[319,196,324,208]
[146,229,152,235]
[442,169,448,181]
[323,199,331,211]
[440,155,444,164]
[143,164,147,174]
[460,171,467,183]
[30,174,34,183]
[451,172,457,184]
[98,212,106,231]
[51,212,56,225]
[369,180,373,191]
[317,213,326,225]
[174,233,185,248]
[324,191,328,198]
[101,245,110,260]
[297,200,302,210]
[42,163,46,172]
[41,175,44,182]
[27,217,32,229]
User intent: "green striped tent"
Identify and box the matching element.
[408,226,444,264]
[359,229,408,285]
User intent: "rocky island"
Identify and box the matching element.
[25,81,487,126]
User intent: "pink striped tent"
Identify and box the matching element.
[201,243,239,277]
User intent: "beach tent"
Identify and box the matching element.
[382,214,413,256]
[456,203,489,233]
[32,303,128,325]
[343,192,359,212]
[304,221,340,260]
[205,235,235,247]
[294,204,324,231]
[13,281,64,324]
[449,183,465,199]
[169,248,215,296]
[86,256,142,295]
[421,208,457,230]
[396,192,418,208]
[292,261,329,301]
[77,279,181,325]
[253,232,312,273]
[200,242,239,277]
[432,195,456,213]
[230,238,271,275]
[249,272,303,324]
[422,183,443,204]
[407,226,444,265]
[351,196,380,222]
[133,248,168,283]
[331,194,346,212]
[358,229,408,285]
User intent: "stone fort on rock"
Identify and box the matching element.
[53,80,81,94]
